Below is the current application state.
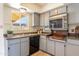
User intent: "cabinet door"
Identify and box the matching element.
[40,36,47,51]
[50,9,58,16]
[58,6,67,14]
[8,43,20,56]
[55,42,65,56]
[66,43,79,56]
[47,38,55,55]
[40,13,45,26]
[68,4,79,24]
[32,13,40,26]
[21,38,29,56]
[21,41,29,56]
[44,12,49,26]
[34,13,40,26]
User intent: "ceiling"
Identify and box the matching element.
[33,3,47,7]
[9,3,64,13]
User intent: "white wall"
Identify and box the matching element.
[3,5,12,34]
[0,3,6,56]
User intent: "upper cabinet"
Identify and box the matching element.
[44,12,49,26]
[32,13,40,26]
[57,6,67,14]
[49,6,67,16]
[49,9,58,16]
[40,12,49,27]
[40,11,50,32]
[40,13,45,26]
[68,4,79,24]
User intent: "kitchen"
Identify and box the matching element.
[0,3,79,56]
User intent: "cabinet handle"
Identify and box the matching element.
[64,45,66,47]
[8,47,10,50]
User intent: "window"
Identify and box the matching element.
[11,10,29,26]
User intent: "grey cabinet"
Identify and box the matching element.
[55,42,65,56]
[40,36,47,52]
[57,6,67,14]
[32,13,40,26]
[40,12,50,32]
[8,37,29,56]
[46,37,65,56]
[40,12,49,26]
[40,13,45,26]
[49,6,67,16]
[50,9,58,16]
[66,43,79,56]
[68,4,79,24]
[8,39,20,56]
[8,44,20,56]
[47,38,55,55]
[21,37,29,56]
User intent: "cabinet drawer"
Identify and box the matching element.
[20,37,29,42]
[40,36,46,39]
[8,39,20,45]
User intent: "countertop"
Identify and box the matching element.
[5,32,50,40]
[48,36,65,43]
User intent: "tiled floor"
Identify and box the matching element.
[31,50,50,56]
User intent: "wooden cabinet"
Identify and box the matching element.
[20,37,29,56]
[40,36,47,52]
[55,41,65,56]
[8,39,20,56]
[47,38,55,55]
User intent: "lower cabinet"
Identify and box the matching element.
[66,43,79,56]
[8,37,29,56]
[40,36,47,52]
[21,38,29,56]
[55,42,65,56]
[8,43,20,56]
[46,37,65,56]
[8,39,20,56]
[47,38,55,55]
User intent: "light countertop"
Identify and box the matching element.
[5,32,50,40]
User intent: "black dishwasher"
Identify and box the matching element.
[29,35,40,55]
